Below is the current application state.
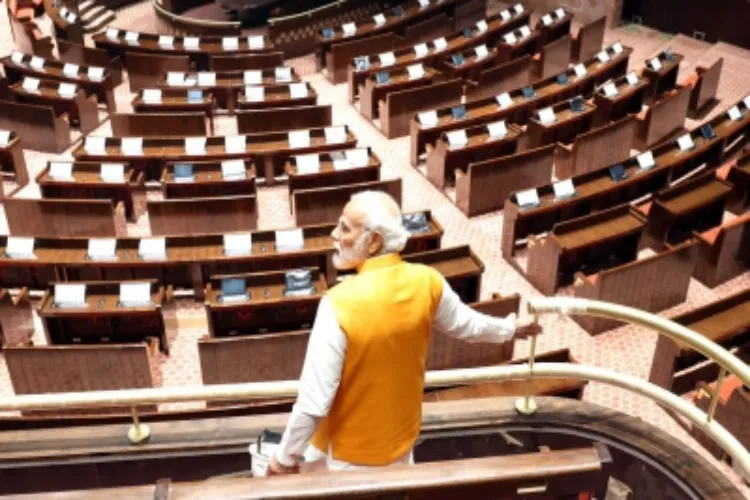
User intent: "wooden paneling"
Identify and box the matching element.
[147,195,258,236]
[4,198,121,237]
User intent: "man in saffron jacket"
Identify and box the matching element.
[269,191,541,474]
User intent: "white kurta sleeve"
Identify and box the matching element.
[275,296,347,466]
[432,278,516,343]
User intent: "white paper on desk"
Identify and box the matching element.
[224,135,246,153]
[476,20,488,33]
[295,153,320,174]
[158,35,174,48]
[139,237,166,259]
[519,25,532,38]
[496,92,513,109]
[167,72,185,86]
[649,57,662,71]
[125,31,139,44]
[105,28,119,40]
[474,44,489,60]
[0,130,10,147]
[500,9,511,21]
[29,56,45,71]
[418,110,438,127]
[63,63,79,77]
[184,137,207,155]
[513,3,524,14]
[6,236,35,258]
[744,95,750,110]
[275,66,292,83]
[288,129,311,148]
[244,70,262,85]
[22,77,40,93]
[487,120,507,139]
[555,7,565,18]
[223,233,252,255]
[637,150,655,170]
[275,228,304,252]
[446,129,468,148]
[345,147,369,168]
[516,188,540,208]
[602,82,619,97]
[88,66,104,81]
[541,14,553,26]
[49,161,74,180]
[60,7,69,17]
[677,134,694,151]
[407,63,425,80]
[54,283,87,307]
[248,35,264,49]
[573,63,587,78]
[596,50,610,63]
[324,125,347,144]
[612,42,624,54]
[58,82,77,99]
[100,162,125,182]
[342,22,357,37]
[143,88,162,104]
[625,71,639,86]
[379,52,396,67]
[198,72,216,87]
[245,85,265,102]
[413,43,428,58]
[418,0,429,8]
[289,82,308,99]
[503,32,517,45]
[221,159,246,179]
[538,107,556,124]
[122,137,143,156]
[88,238,117,260]
[10,51,24,64]
[222,37,239,50]
[727,105,742,121]
[553,179,575,199]
[183,37,200,50]
[373,13,386,26]
[119,282,152,306]
[85,136,106,155]
[432,37,447,51]
[66,12,77,23]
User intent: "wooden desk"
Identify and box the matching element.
[110,112,208,138]
[237,105,333,135]
[643,171,732,248]
[71,126,358,183]
[650,289,750,395]
[527,204,647,294]
[687,58,723,118]
[2,53,116,110]
[147,195,258,235]
[161,160,256,198]
[535,10,573,46]
[571,16,606,62]
[533,33,571,80]
[36,161,143,221]
[0,288,34,347]
[10,77,100,134]
[495,31,540,63]
[634,85,691,150]
[0,99,71,154]
[285,147,381,199]
[205,268,326,337]
[694,212,750,287]
[0,131,30,190]
[156,68,301,111]
[426,122,523,189]
[410,44,632,165]
[593,72,648,125]
[57,38,123,87]
[132,88,216,134]
[526,99,596,148]
[464,54,533,102]
[725,152,750,213]
[360,66,442,121]
[93,31,273,70]
[39,280,170,353]
[235,82,317,110]
[124,52,193,92]
[345,8,531,101]
[402,245,483,303]
[209,52,285,72]
[642,51,683,103]
[3,197,125,237]
[438,44,499,82]
[381,78,463,138]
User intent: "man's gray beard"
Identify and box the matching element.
[332,233,370,270]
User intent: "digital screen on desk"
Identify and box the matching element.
[392,6,404,17]
[451,53,465,66]
[663,47,674,61]
[570,96,585,113]
[609,164,628,182]
[463,28,473,38]
[221,278,246,297]
[174,163,194,180]
[521,86,535,99]
[451,104,467,120]
[375,71,390,84]
[700,124,716,140]
[187,89,203,103]
[556,73,569,85]
[321,27,334,39]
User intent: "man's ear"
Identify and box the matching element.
[368,232,384,255]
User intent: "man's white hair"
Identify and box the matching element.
[350,190,409,254]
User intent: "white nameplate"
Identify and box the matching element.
[603,82,619,97]
[538,107,556,124]
[245,85,265,102]
[553,179,575,199]
[626,72,639,86]
[519,25,532,38]
[418,110,438,127]
[222,37,239,50]
[85,136,106,155]
[418,0,429,7]
[221,159,246,179]
[225,135,246,153]
[121,137,143,156]
[244,70,262,84]
[407,63,425,80]
[433,37,447,51]
[166,72,185,86]
[88,238,117,260]
[743,95,750,109]
[324,125,347,144]
[275,66,292,82]
[88,66,104,81]
[414,43,428,58]
[197,72,216,86]
[475,44,489,59]
[183,37,200,50]
[573,63,587,78]
[446,129,468,148]
[649,57,662,71]
[613,42,624,54]
[58,82,77,99]
[500,9,511,21]
[100,162,125,182]
[54,283,86,307]
[105,28,119,40]
[288,129,311,148]
[596,50,610,63]
[10,51,24,64]
[379,51,396,67]
[139,237,166,260]
[289,82,308,99]
[63,63,79,77]
[125,31,139,44]
[60,7,68,16]
[185,137,207,155]
[345,147,369,168]
[496,92,513,108]
[513,3,524,14]
[0,130,10,147]
[342,22,357,37]
[119,282,152,306]
[373,13,386,26]
[248,35,264,49]
[223,233,252,256]
[476,20,488,33]
[487,120,507,139]
[29,56,45,71]
[275,229,304,252]
[143,88,162,104]
[22,77,40,93]
[541,14,553,26]
[295,153,321,174]
[504,32,517,45]
[158,35,174,48]
[677,134,694,151]
[637,150,655,170]
[65,12,76,22]
[6,236,35,258]
[49,162,73,180]
[727,106,742,121]
[555,7,565,18]
[516,188,540,208]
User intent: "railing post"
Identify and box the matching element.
[515,314,539,415]
[707,369,727,423]
[127,406,151,445]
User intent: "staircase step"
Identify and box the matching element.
[78,0,97,15]
[82,9,116,33]
[81,4,109,21]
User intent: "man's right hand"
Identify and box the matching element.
[514,321,543,340]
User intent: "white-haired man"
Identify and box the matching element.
[268,191,541,475]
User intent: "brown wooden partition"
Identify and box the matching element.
[236,104,332,134]
[0,99,70,153]
[381,78,463,138]
[693,212,750,287]
[147,195,258,235]
[109,112,208,137]
[688,58,723,118]
[571,16,606,62]
[634,85,691,150]
[209,52,284,71]
[465,54,533,102]
[534,34,572,80]
[56,38,124,87]
[0,131,30,189]
[124,52,192,92]
[4,198,124,237]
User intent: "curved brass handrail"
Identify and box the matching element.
[268,0,348,24]
[151,0,241,30]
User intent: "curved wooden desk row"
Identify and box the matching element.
[57,38,124,88]
[0,212,444,293]
[0,130,30,192]
[1,52,116,111]
[345,6,531,100]
[72,125,358,182]
[410,43,632,165]
[43,0,84,45]
[502,96,750,258]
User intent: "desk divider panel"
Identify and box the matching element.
[688,58,723,117]
[572,16,606,63]
[4,198,122,237]
[328,32,402,84]
[694,213,750,287]
[536,34,572,80]
[148,195,258,236]
[0,99,70,153]
[109,112,208,137]
[382,78,463,138]
[403,11,453,45]
[124,52,192,92]
[466,55,533,102]
[209,52,285,71]
[56,38,123,87]
[236,105,333,134]
[635,84,691,150]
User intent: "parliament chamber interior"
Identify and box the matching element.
[0,0,748,497]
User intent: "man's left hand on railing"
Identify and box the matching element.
[267,456,300,476]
